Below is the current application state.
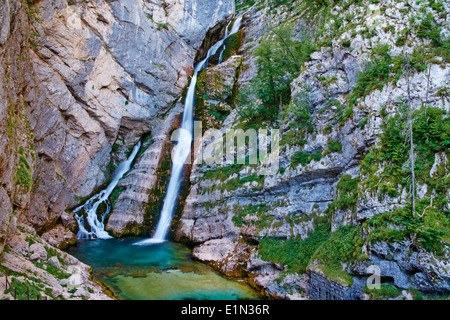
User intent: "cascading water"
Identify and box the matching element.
[74,140,142,239]
[218,16,242,64]
[135,16,243,245]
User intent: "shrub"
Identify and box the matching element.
[360,105,450,208]
[334,174,359,211]
[350,44,393,100]
[325,139,342,155]
[238,23,316,123]
[291,150,323,167]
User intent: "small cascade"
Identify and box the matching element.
[218,20,232,64]
[74,140,142,239]
[135,16,243,246]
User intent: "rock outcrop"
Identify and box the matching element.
[1,0,449,301]
[0,0,235,239]
[0,0,235,299]
[0,223,112,300]
[176,0,450,299]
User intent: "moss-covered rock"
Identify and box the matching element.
[195,55,243,129]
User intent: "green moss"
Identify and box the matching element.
[221,30,243,62]
[142,153,172,235]
[109,186,125,208]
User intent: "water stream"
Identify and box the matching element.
[135,16,243,245]
[74,140,142,239]
[68,16,256,300]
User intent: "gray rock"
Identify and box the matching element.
[48,256,61,269]
[29,243,47,261]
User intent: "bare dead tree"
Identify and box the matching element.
[403,52,416,217]
[425,63,431,126]
[401,31,416,217]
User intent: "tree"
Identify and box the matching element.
[244,23,315,122]
[402,38,416,217]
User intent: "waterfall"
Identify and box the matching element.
[135,17,243,246]
[218,20,232,64]
[74,140,142,239]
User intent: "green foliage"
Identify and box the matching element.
[238,23,316,123]
[215,30,244,63]
[222,173,265,192]
[291,150,323,167]
[202,163,244,182]
[286,89,314,131]
[311,225,365,285]
[331,174,360,212]
[201,163,265,193]
[361,106,450,207]
[156,23,169,31]
[233,203,269,227]
[269,0,291,6]
[324,139,342,155]
[110,186,125,208]
[258,223,366,285]
[258,224,331,275]
[16,166,32,189]
[415,12,443,47]
[363,284,403,300]
[358,115,369,128]
[364,204,450,255]
[350,44,393,100]
[236,0,256,12]
[4,277,42,300]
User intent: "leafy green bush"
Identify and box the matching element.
[291,150,323,167]
[350,44,393,100]
[238,23,316,123]
[333,174,359,211]
[415,13,443,47]
[364,204,450,255]
[16,166,32,189]
[361,106,450,207]
[324,139,342,155]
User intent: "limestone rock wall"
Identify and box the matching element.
[0,0,235,244]
[176,0,450,299]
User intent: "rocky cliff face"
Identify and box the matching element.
[175,0,450,299]
[0,0,234,241]
[0,0,234,299]
[1,0,449,301]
